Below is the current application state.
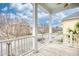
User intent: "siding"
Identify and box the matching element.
[62,19,79,34]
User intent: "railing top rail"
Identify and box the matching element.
[0,33,62,43]
[0,35,33,43]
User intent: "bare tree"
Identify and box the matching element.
[0,14,32,39]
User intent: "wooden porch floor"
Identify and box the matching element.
[26,43,79,56]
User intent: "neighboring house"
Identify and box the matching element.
[62,12,79,45]
[62,12,79,34]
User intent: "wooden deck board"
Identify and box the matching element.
[26,43,79,56]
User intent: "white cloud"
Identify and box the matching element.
[23,3,33,10]
[1,7,8,11]
[10,3,33,19]
[10,3,33,12]
[10,4,23,11]
[55,12,66,19]
[38,12,48,18]
[23,11,32,17]
[9,13,16,19]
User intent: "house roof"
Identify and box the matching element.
[63,11,79,22]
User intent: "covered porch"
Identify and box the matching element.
[0,3,79,56]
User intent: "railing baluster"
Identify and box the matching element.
[18,39,20,55]
[26,38,28,51]
[29,38,31,50]
[31,38,32,50]
[21,39,23,54]
[7,42,11,56]
[10,42,12,56]
[28,38,29,51]
[0,43,3,56]
[22,38,24,53]
[24,39,25,52]
[20,40,21,54]
[26,38,27,51]
[14,41,16,55]
[28,38,30,50]
[29,39,31,50]
[24,38,26,51]
[6,43,7,56]
[30,38,32,50]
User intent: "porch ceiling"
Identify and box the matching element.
[39,3,79,13]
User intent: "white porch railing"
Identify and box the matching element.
[63,33,79,48]
[0,36,34,56]
[0,34,49,56]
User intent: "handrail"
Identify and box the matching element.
[0,35,33,43]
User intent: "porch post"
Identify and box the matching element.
[48,13,52,42]
[32,3,38,51]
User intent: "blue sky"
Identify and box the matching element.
[0,3,16,14]
[0,3,79,27]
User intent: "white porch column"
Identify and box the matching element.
[48,13,52,42]
[32,3,38,51]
